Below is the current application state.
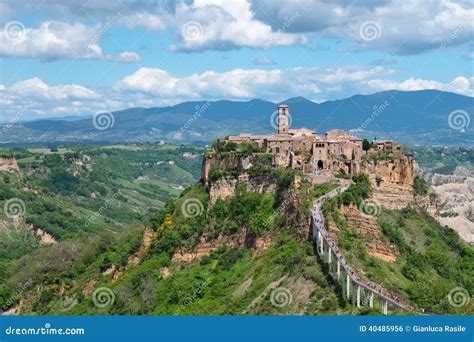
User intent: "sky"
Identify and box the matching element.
[0,0,473,121]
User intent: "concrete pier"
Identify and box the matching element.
[311,182,412,315]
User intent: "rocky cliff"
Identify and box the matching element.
[327,204,398,263]
[428,167,474,243]
[360,155,416,210]
[209,173,278,205]
[202,152,264,183]
[202,152,277,205]
[0,157,20,172]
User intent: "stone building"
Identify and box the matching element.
[227,104,370,175]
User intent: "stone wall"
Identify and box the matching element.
[333,204,399,263]
[360,155,416,210]
[208,172,278,205]
[202,152,273,183]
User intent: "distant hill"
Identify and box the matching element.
[1,90,473,146]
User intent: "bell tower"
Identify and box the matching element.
[278,104,289,135]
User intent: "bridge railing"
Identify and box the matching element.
[312,181,413,312]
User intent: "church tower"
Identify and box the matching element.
[278,104,289,135]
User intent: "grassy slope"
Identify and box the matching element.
[325,176,474,315]
[2,174,361,315]
[2,146,472,315]
[0,144,203,261]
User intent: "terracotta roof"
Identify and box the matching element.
[374,140,394,144]
[265,135,295,142]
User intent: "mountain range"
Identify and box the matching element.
[1,89,473,146]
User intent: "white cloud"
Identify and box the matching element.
[113,51,141,63]
[8,78,100,100]
[168,0,304,51]
[252,56,276,65]
[115,66,474,107]
[0,21,140,62]
[0,78,107,121]
[367,76,474,97]
[1,0,305,53]
[114,65,397,103]
[2,67,473,122]
[1,0,471,55]
[121,12,166,32]
[252,0,473,55]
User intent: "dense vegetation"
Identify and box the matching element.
[0,144,203,310]
[0,144,472,316]
[0,143,202,241]
[323,174,474,314]
[412,146,474,174]
[0,160,350,315]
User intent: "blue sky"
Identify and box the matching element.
[0,0,473,120]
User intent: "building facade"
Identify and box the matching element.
[227,104,369,175]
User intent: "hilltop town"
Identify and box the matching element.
[226,104,406,177]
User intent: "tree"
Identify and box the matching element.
[413,176,428,196]
[362,138,372,151]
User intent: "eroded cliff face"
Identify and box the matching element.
[360,155,416,210]
[428,167,474,243]
[0,157,20,172]
[201,150,421,265]
[172,179,310,265]
[328,205,398,263]
[202,152,278,205]
[209,173,278,205]
[174,177,310,264]
[172,233,273,264]
[202,152,259,183]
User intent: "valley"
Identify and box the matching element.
[0,138,472,316]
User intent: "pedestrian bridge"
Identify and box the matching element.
[312,181,413,315]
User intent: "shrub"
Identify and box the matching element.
[413,176,428,196]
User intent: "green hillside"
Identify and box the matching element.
[0,144,202,260]
[323,176,474,315]
[0,145,472,316]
